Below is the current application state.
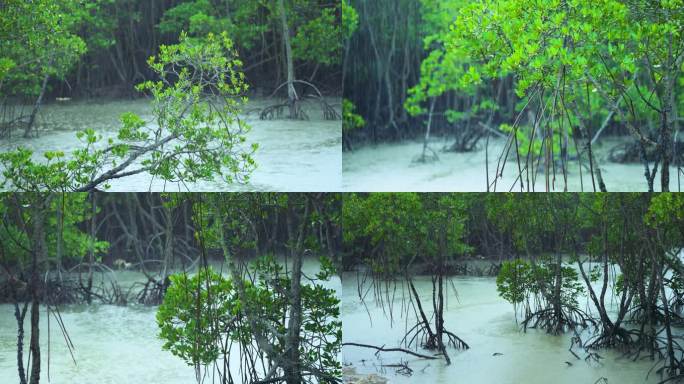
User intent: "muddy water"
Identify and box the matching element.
[343,137,681,192]
[0,97,341,191]
[341,273,659,384]
[0,258,341,383]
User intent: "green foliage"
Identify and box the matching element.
[159,0,266,50]
[451,0,634,95]
[342,0,359,39]
[0,0,86,96]
[404,0,480,117]
[498,121,574,159]
[157,258,341,379]
[496,259,532,305]
[158,0,341,67]
[0,32,257,191]
[292,7,341,66]
[158,0,214,35]
[646,193,684,263]
[497,259,584,309]
[0,193,109,266]
[343,193,471,275]
[138,32,255,181]
[342,99,365,133]
[399,0,683,173]
[647,193,684,228]
[157,267,234,366]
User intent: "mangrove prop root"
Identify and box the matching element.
[520,306,596,334]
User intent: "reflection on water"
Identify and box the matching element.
[0,257,340,383]
[342,273,658,384]
[343,137,679,192]
[0,97,341,192]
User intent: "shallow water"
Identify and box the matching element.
[343,137,681,192]
[0,302,195,384]
[0,97,341,192]
[0,257,341,383]
[341,273,660,384]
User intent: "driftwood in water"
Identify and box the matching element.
[381,360,413,376]
[342,342,438,360]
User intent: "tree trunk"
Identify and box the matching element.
[421,98,436,161]
[660,270,676,372]
[283,197,310,384]
[277,0,297,119]
[14,301,28,384]
[28,200,48,384]
[85,192,97,304]
[552,252,563,333]
[660,50,680,192]
[162,202,174,277]
[25,73,50,138]
[436,272,451,364]
[56,199,64,282]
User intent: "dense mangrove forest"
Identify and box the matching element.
[341,193,684,383]
[0,192,342,383]
[342,0,684,192]
[0,1,342,192]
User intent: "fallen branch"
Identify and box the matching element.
[342,342,438,360]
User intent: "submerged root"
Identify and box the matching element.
[521,306,596,334]
[411,147,440,164]
[0,271,168,306]
[135,275,170,305]
[260,80,340,121]
[260,103,293,120]
[306,95,340,120]
[259,101,309,120]
[443,125,486,153]
[583,325,635,351]
[259,95,340,121]
[402,320,469,351]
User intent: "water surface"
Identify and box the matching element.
[343,137,681,192]
[0,257,341,383]
[0,97,341,192]
[342,273,660,384]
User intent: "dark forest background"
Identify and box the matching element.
[1,0,342,101]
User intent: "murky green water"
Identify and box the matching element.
[342,273,660,384]
[0,258,341,383]
[343,137,681,192]
[0,97,342,191]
